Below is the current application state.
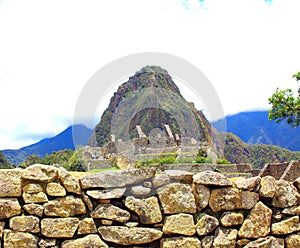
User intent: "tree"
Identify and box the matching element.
[268,72,300,127]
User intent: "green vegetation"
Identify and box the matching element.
[222,132,300,169]
[217,158,231,164]
[21,149,86,171]
[0,151,12,169]
[268,72,300,127]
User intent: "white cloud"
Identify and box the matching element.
[0,0,300,149]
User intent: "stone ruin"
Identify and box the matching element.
[2,164,300,247]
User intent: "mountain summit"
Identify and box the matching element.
[89,66,222,155]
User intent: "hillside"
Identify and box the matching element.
[212,111,300,151]
[222,132,300,168]
[89,65,222,154]
[0,151,12,169]
[2,125,93,165]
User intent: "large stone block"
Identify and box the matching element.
[58,167,81,194]
[80,168,156,189]
[238,201,272,239]
[157,183,196,214]
[209,188,259,212]
[125,196,162,224]
[46,182,66,197]
[0,169,22,197]
[98,226,163,245]
[163,213,196,236]
[193,171,232,186]
[271,216,300,235]
[3,230,38,248]
[41,218,79,238]
[90,204,130,223]
[0,198,21,220]
[272,180,300,208]
[9,216,40,233]
[43,196,86,217]
[22,164,58,182]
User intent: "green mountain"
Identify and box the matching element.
[0,151,12,169]
[212,111,300,151]
[222,132,300,168]
[89,66,222,154]
[89,66,300,169]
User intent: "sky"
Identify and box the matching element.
[0,0,300,149]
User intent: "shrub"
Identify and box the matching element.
[217,158,231,164]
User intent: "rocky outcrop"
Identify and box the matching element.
[2,164,300,247]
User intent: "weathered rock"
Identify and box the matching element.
[23,183,44,194]
[46,182,66,197]
[238,201,272,239]
[235,176,260,191]
[220,212,244,227]
[101,220,113,226]
[236,239,250,247]
[90,204,130,223]
[22,192,48,204]
[0,169,22,197]
[125,196,162,224]
[9,216,40,233]
[163,213,196,236]
[41,218,79,238]
[61,234,108,248]
[201,235,214,248]
[0,222,5,239]
[193,170,232,186]
[98,226,163,245]
[143,181,152,188]
[272,180,300,208]
[3,230,38,248]
[82,192,93,211]
[259,176,276,198]
[125,222,139,227]
[0,198,21,220]
[244,236,284,248]
[192,183,210,211]
[86,188,126,199]
[160,237,202,248]
[272,216,300,235]
[286,233,300,248]
[283,205,300,216]
[23,203,44,217]
[152,173,170,188]
[196,214,219,236]
[157,183,196,214]
[58,167,81,194]
[165,170,193,182]
[80,168,156,189]
[38,238,57,248]
[213,228,238,248]
[43,196,86,217]
[293,176,300,190]
[130,185,151,196]
[22,164,58,182]
[209,188,259,212]
[77,218,97,235]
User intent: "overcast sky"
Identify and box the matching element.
[0,0,300,149]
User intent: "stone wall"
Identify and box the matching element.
[1,165,300,247]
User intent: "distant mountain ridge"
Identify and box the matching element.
[2,125,93,165]
[212,111,300,151]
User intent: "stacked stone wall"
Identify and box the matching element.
[1,164,300,247]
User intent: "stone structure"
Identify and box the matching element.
[259,160,300,182]
[1,165,300,246]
